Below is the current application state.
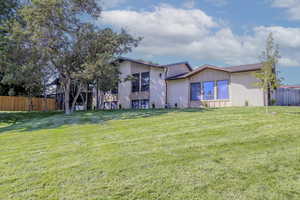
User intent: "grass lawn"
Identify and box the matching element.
[0,107,300,200]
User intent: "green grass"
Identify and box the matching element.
[1,107,300,200]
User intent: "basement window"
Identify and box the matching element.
[131,99,149,109]
[131,100,140,109]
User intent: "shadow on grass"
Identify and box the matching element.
[0,108,212,133]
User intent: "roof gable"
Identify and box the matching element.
[164,62,193,71]
[117,57,164,69]
[166,63,263,80]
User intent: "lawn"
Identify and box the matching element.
[0,107,300,200]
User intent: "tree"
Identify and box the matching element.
[0,0,23,95]
[18,0,140,114]
[1,23,48,110]
[0,0,19,52]
[255,33,281,113]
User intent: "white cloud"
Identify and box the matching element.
[101,4,300,67]
[272,0,300,20]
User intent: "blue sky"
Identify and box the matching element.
[99,0,300,85]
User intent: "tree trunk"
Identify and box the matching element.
[265,84,270,114]
[43,81,48,112]
[27,89,33,112]
[96,79,99,110]
[64,78,71,115]
[99,91,104,109]
[71,82,83,112]
[84,82,88,111]
[28,96,33,111]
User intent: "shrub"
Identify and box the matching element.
[270,99,277,106]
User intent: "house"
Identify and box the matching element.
[95,57,267,109]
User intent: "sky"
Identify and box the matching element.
[97,0,300,85]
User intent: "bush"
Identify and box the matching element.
[152,103,155,109]
[270,99,277,106]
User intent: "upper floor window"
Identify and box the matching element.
[190,83,201,101]
[217,80,229,100]
[132,73,140,92]
[203,81,215,100]
[141,72,150,92]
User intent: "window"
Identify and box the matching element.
[140,99,149,109]
[131,99,150,109]
[203,81,215,100]
[141,72,150,91]
[217,80,229,100]
[132,73,140,92]
[190,83,201,101]
[131,100,140,109]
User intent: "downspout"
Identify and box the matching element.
[165,67,168,108]
[188,77,191,108]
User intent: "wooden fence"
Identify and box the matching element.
[0,96,57,111]
[274,88,300,106]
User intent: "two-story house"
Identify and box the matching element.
[95,57,267,109]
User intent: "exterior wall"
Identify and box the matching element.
[230,71,265,106]
[130,91,150,100]
[150,67,166,108]
[167,79,189,108]
[130,62,151,101]
[131,62,150,74]
[119,61,166,109]
[189,69,231,108]
[190,100,231,108]
[189,69,230,82]
[118,61,132,109]
[166,64,191,78]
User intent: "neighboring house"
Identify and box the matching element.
[95,57,267,109]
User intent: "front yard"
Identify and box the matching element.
[0,107,300,199]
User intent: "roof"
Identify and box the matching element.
[280,85,300,89]
[226,63,263,73]
[164,62,193,71]
[166,72,190,80]
[117,57,165,68]
[166,65,229,80]
[116,57,263,80]
[166,63,263,80]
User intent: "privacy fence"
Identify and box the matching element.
[274,88,300,106]
[0,96,57,111]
